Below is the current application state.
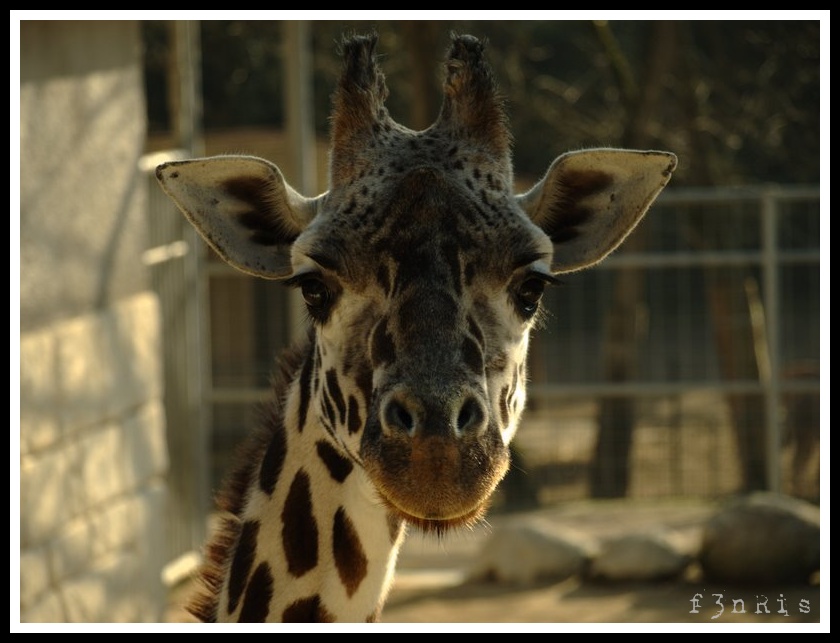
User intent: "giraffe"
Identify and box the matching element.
[156,32,676,623]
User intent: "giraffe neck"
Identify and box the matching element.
[204,339,406,623]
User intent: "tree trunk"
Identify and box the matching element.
[705,270,767,490]
[589,21,677,498]
[679,22,768,492]
[590,261,645,498]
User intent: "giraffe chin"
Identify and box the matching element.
[379,491,491,536]
[361,430,510,535]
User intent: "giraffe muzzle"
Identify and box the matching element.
[360,383,508,530]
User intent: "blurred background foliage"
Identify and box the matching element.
[142,20,820,188]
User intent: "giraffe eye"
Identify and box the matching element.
[514,276,547,317]
[299,276,334,320]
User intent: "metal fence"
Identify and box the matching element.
[144,161,820,555]
[513,185,820,506]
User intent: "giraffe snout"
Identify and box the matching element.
[379,387,489,439]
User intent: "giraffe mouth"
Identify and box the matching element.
[375,487,492,533]
[361,432,510,533]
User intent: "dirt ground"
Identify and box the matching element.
[165,498,823,628]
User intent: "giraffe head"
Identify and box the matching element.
[157,33,676,533]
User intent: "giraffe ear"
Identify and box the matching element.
[155,155,322,279]
[517,149,677,274]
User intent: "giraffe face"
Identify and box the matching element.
[289,163,554,530]
[155,32,676,538]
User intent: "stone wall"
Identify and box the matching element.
[20,294,169,622]
[18,20,170,623]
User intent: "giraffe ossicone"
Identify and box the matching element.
[157,32,677,623]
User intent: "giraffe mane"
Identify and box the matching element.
[186,338,311,623]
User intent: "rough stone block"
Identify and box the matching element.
[699,492,820,584]
[19,589,67,623]
[77,421,127,508]
[48,514,97,584]
[20,448,81,547]
[19,547,52,610]
[77,402,167,509]
[62,551,165,623]
[123,400,169,484]
[19,328,61,455]
[56,293,162,435]
[588,530,691,581]
[55,313,112,434]
[468,519,596,585]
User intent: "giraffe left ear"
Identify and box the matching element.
[516,149,677,274]
[156,155,322,279]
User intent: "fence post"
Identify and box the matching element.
[761,190,782,493]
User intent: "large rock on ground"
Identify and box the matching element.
[698,492,820,584]
[467,519,596,585]
[588,530,692,581]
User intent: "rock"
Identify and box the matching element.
[467,519,596,585]
[698,492,820,584]
[588,530,691,581]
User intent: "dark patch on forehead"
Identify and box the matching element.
[316,439,354,483]
[391,246,432,296]
[237,561,273,623]
[258,428,287,496]
[386,236,471,302]
[282,595,336,623]
[282,470,318,577]
[314,163,544,295]
[325,368,347,426]
[397,289,459,339]
[333,507,369,598]
[375,169,474,288]
[226,519,260,616]
[222,176,298,247]
[548,169,613,244]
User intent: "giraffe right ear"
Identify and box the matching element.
[155,155,322,279]
[516,149,677,274]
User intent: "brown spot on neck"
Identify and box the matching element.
[282,595,336,623]
[282,470,319,577]
[333,508,369,598]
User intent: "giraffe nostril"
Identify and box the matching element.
[456,396,486,435]
[384,398,416,434]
